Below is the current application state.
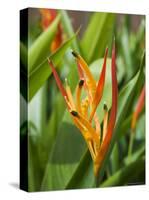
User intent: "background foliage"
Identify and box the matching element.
[20,8,145,191]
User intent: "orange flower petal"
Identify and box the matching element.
[94,42,118,176]
[65,78,76,110]
[48,59,69,102]
[89,47,108,122]
[72,51,96,97]
[77,60,84,80]
[102,103,109,142]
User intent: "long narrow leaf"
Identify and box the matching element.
[29,34,76,101]
[28,14,61,73]
[100,157,145,187]
[81,13,115,63]
[60,10,80,52]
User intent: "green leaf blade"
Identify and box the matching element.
[81,13,115,63]
[60,10,80,52]
[28,14,61,73]
[100,157,145,187]
[29,35,76,101]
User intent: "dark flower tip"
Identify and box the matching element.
[103,103,108,111]
[72,50,79,58]
[79,79,84,87]
[71,110,79,117]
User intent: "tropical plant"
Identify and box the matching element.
[20,8,145,191]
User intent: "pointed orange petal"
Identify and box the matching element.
[77,60,84,80]
[131,85,145,130]
[89,47,108,122]
[102,103,109,142]
[72,51,96,96]
[65,78,76,110]
[48,59,68,100]
[94,42,118,176]
[106,41,118,136]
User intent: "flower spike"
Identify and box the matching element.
[49,42,118,178]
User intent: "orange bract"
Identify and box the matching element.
[48,43,118,177]
[131,85,145,131]
[39,8,63,52]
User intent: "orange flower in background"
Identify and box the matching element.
[48,43,118,177]
[39,8,63,52]
[131,85,145,131]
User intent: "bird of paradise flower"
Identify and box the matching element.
[48,42,118,177]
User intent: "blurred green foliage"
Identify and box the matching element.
[20,9,145,191]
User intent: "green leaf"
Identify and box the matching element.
[28,34,76,101]
[120,25,134,80]
[42,93,65,161]
[81,13,115,63]
[66,150,95,189]
[28,14,61,73]
[124,145,145,165]
[60,10,80,52]
[100,157,145,187]
[110,143,120,174]
[41,58,112,190]
[28,121,41,191]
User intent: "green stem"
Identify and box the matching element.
[128,131,135,156]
